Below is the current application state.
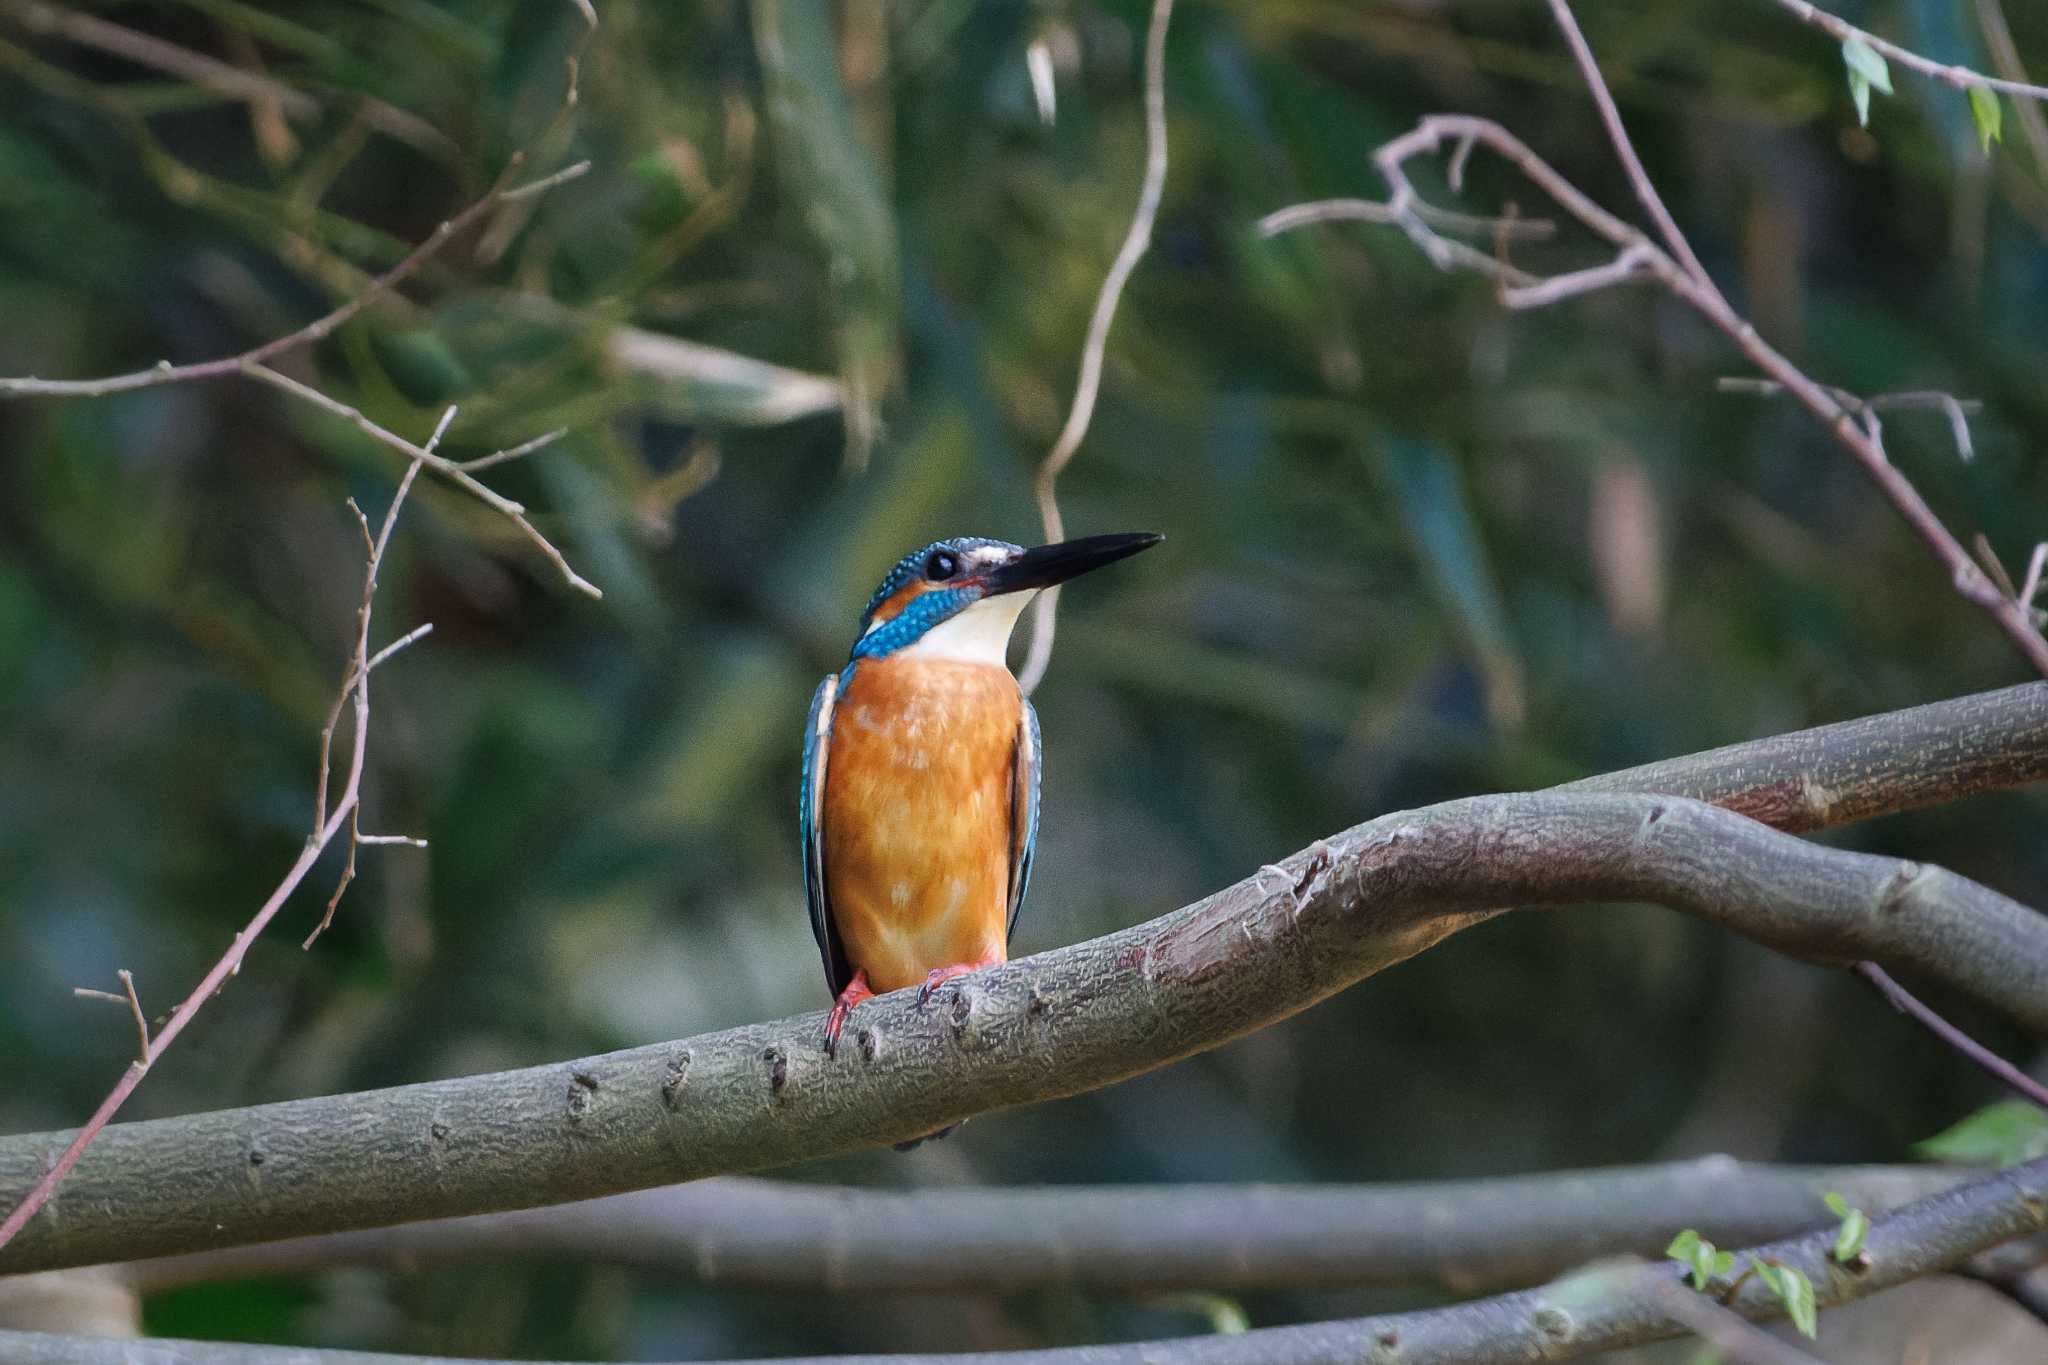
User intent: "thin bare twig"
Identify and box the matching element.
[241,363,600,599]
[4,1,457,162]
[1855,962,2048,1109]
[0,159,589,401]
[1773,0,2048,105]
[1262,110,2048,681]
[303,405,449,952]
[0,149,599,597]
[2021,542,2047,617]
[0,467,429,1256]
[1542,0,1731,312]
[69,970,149,1064]
[1257,196,1555,241]
[1016,0,1173,697]
[365,622,435,673]
[1717,378,1983,462]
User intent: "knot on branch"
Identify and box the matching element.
[661,1051,692,1112]
[565,1071,600,1124]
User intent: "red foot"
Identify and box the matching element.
[916,959,996,1009]
[823,970,874,1057]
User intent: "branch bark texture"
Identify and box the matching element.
[5,1157,2046,1365]
[2,675,2045,1273]
[123,1160,1969,1297]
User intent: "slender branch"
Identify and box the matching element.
[5,1157,2046,1365]
[0,133,599,596]
[1542,0,1729,310]
[1719,378,1983,462]
[66,972,148,1065]
[0,159,589,400]
[1255,197,1554,240]
[4,773,2047,1271]
[1855,962,2048,1108]
[1261,106,2048,678]
[239,363,601,599]
[0,456,429,1257]
[1773,0,2048,104]
[119,1160,1973,1297]
[1016,0,1173,696]
[4,0,458,161]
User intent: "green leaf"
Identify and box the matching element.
[1914,1101,2048,1166]
[1842,37,1891,127]
[1970,86,2003,152]
[1751,1259,1818,1339]
[1833,1208,1869,1262]
[1665,1229,1728,1290]
[1822,1192,1869,1261]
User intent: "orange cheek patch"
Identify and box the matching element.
[868,580,933,629]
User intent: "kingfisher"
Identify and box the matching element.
[800,531,1162,1055]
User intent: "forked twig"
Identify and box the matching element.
[0,456,429,1255]
[1718,378,1983,462]
[1016,0,1173,696]
[0,138,598,598]
[1259,108,2048,678]
[70,969,149,1065]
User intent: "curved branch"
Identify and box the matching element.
[1017,0,1174,696]
[3,772,2045,1272]
[4,1158,2046,1365]
[122,1160,1973,1296]
[1563,680,2048,830]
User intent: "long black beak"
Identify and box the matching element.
[983,532,1163,595]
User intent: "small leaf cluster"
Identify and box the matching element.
[1664,1231,1821,1340]
[1665,1229,1734,1290]
[1839,34,2004,152]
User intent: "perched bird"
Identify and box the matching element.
[800,532,1162,1055]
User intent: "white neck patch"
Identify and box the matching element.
[883,591,1036,668]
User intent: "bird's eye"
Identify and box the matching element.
[925,550,959,581]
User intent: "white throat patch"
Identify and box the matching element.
[890,591,1036,668]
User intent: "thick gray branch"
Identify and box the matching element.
[3,777,2045,1273]
[1563,680,2048,831]
[124,1160,1970,1296]
[5,1157,2046,1365]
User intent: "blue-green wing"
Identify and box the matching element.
[801,671,851,996]
[1007,697,1041,941]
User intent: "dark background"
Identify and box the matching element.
[1,0,2044,1357]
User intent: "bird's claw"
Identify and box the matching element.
[823,969,874,1057]
[915,962,981,1010]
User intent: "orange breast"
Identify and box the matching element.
[823,656,1021,992]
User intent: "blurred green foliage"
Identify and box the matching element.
[1,0,2045,1357]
